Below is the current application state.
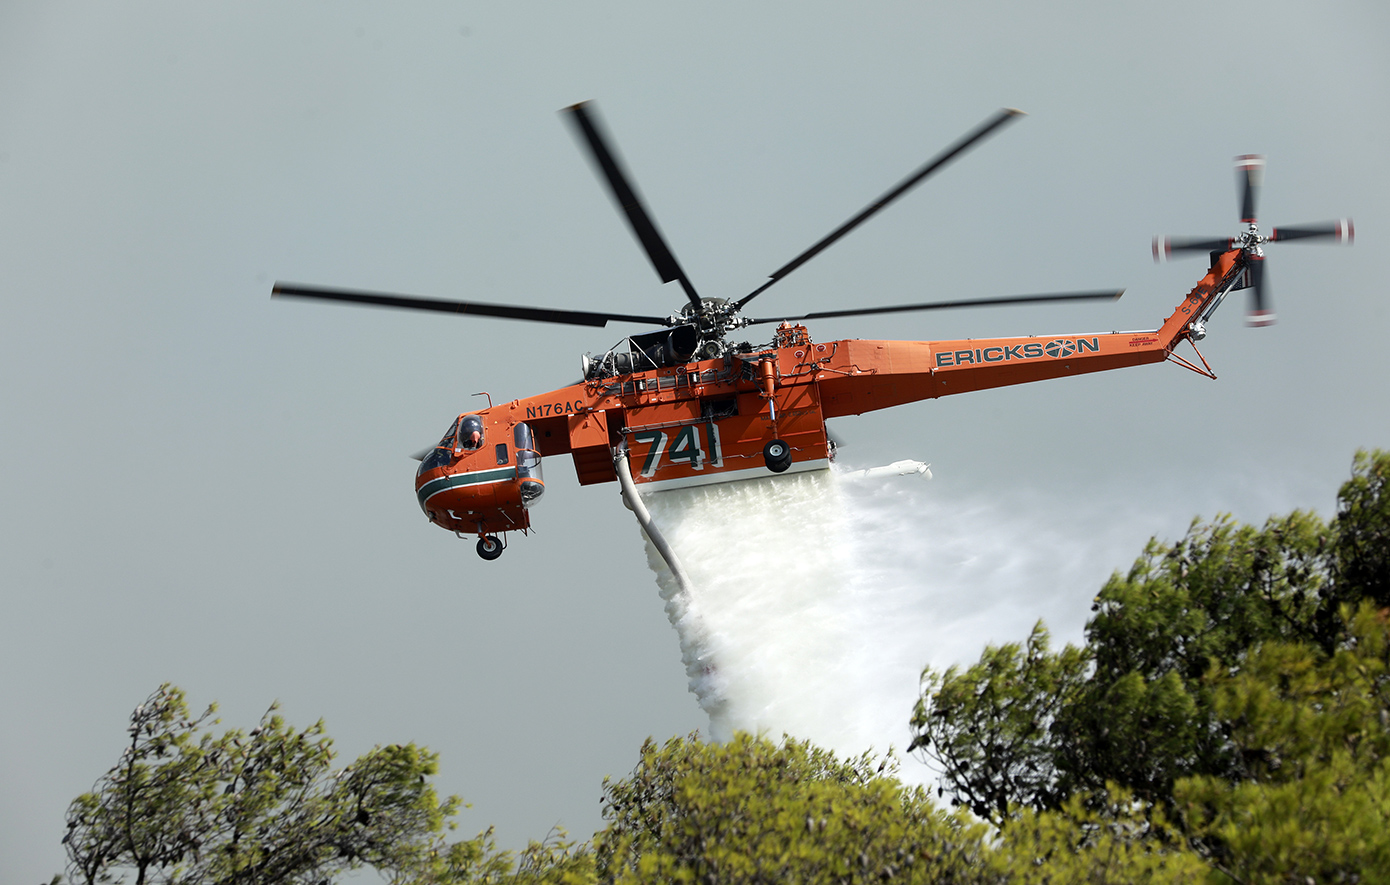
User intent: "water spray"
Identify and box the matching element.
[621,455,1156,770]
[838,459,932,483]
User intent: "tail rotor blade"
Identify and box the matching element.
[1245,256,1275,327]
[1236,154,1264,224]
[1269,219,1354,243]
[562,102,702,308]
[1153,235,1234,262]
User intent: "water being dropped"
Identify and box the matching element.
[639,471,861,745]
[636,467,1165,763]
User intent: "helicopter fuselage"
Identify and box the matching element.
[415,248,1243,543]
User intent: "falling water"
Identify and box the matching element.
[640,471,860,745]
[636,466,1168,762]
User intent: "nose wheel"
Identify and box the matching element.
[476,535,504,561]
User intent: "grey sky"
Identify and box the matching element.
[3,2,1387,880]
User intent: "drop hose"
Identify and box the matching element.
[614,442,694,595]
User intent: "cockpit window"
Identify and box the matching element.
[417,419,460,475]
[457,415,485,451]
[419,446,451,473]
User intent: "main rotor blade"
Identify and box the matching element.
[1236,154,1264,224]
[735,108,1025,310]
[1269,219,1354,243]
[1153,236,1234,262]
[744,289,1123,325]
[272,283,669,328]
[562,102,701,308]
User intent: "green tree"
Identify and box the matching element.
[1174,602,1390,882]
[594,732,991,884]
[64,685,490,885]
[400,826,595,885]
[1327,449,1390,632]
[907,623,1089,820]
[910,450,1390,820]
[1048,510,1326,807]
[68,694,1219,883]
[590,732,1211,883]
[987,787,1206,884]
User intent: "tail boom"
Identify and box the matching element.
[819,250,1242,417]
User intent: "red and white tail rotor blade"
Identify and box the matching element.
[1269,219,1354,244]
[1152,235,1233,263]
[1236,154,1264,225]
[1243,255,1275,327]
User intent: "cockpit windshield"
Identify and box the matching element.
[457,415,485,451]
[418,418,460,475]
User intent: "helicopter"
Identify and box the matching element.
[275,103,1352,560]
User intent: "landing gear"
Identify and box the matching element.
[763,439,792,473]
[475,535,504,560]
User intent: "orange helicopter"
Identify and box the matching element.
[275,104,1352,560]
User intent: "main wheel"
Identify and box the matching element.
[476,535,503,560]
[763,439,792,473]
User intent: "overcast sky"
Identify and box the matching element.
[3,2,1387,880]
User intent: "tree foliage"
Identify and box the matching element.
[1175,602,1390,882]
[910,623,1089,820]
[987,787,1206,884]
[910,450,1390,878]
[594,733,990,884]
[1331,449,1390,619]
[64,685,494,885]
[589,733,1214,884]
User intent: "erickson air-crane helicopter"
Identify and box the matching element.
[275,104,1352,560]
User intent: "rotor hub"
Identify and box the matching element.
[673,297,749,344]
[1238,225,1266,257]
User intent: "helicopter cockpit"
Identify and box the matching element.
[417,414,486,475]
[456,415,485,451]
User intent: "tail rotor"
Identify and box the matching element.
[1152,155,1352,326]
[1236,153,1263,224]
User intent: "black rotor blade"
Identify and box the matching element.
[735,107,1026,310]
[272,283,669,328]
[1244,255,1274,327]
[562,102,701,308]
[1269,219,1354,243]
[744,289,1122,325]
[1236,154,1264,224]
[1152,235,1234,262]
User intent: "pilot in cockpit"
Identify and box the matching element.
[457,415,485,451]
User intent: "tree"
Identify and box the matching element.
[64,685,482,885]
[594,732,991,884]
[1174,602,1390,882]
[987,787,1205,884]
[1328,449,1390,630]
[590,733,1214,883]
[67,695,1216,883]
[910,450,1390,820]
[907,623,1089,821]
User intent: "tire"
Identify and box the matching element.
[476,535,504,560]
[763,439,792,473]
